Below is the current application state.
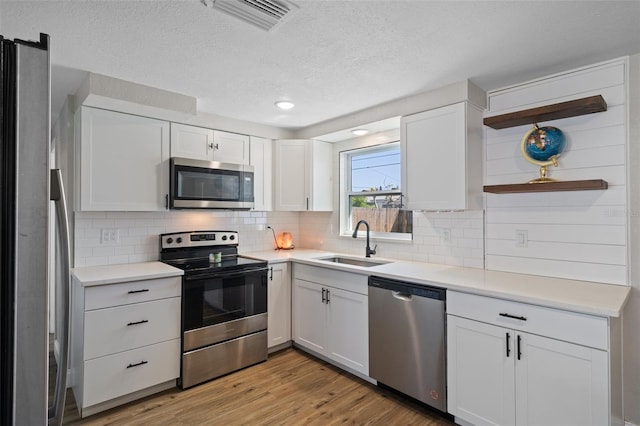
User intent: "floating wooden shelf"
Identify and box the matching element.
[483,179,608,194]
[483,95,607,129]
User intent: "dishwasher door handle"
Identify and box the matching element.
[392,291,412,301]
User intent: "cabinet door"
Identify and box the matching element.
[447,315,516,426]
[515,333,609,426]
[292,278,326,354]
[170,123,214,161]
[212,130,250,165]
[309,140,333,211]
[79,107,169,211]
[326,286,368,375]
[274,139,309,211]
[250,136,273,211]
[401,102,467,210]
[267,263,291,348]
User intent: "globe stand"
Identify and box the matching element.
[528,158,559,184]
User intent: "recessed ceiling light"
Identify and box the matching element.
[351,129,369,136]
[275,100,295,110]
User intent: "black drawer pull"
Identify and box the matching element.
[126,360,148,369]
[127,319,149,326]
[517,335,522,360]
[499,313,527,321]
[506,332,511,358]
[128,289,149,294]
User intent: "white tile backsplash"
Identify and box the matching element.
[297,210,485,267]
[73,210,300,267]
[74,209,484,268]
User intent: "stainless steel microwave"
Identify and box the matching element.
[170,157,254,209]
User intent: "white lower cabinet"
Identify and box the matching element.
[292,264,368,375]
[447,291,620,426]
[267,262,291,349]
[82,339,180,408]
[71,275,181,417]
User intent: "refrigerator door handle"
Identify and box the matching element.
[48,169,71,426]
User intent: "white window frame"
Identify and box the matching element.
[339,141,412,241]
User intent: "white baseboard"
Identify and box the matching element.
[626,421,639,426]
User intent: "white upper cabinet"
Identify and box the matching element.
[249,136,273,211]
[170,123,249,165]
[77,106,170,211]
[170,123,214,161]
[274,139,332,211]
[401,101,483,211]
[212,130,250,165]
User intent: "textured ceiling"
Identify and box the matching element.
[1,0,639,131]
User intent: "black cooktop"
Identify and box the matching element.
[163,255,267,274]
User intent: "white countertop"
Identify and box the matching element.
[245,249,630,318]
[71,261,183,286]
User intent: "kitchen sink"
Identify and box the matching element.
[314,256,391,267]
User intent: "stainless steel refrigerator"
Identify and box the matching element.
[0,33,71,425]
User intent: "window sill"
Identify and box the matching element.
[339,233,413,244]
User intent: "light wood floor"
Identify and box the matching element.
[63,348,455,425]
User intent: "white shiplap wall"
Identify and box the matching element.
[484,58,628,285]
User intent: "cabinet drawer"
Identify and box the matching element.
[447,291,608,350]
[83,338,180,408]
[84,297,181,360]
[294,263,368,295]
[85,277,181,310]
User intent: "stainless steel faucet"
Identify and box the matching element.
[352,220,377,257]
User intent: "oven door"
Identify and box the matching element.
[170,157,254,209]
[182,266,268,351]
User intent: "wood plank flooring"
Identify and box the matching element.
[63,348,455,425]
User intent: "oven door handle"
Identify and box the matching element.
[185,266,269,281]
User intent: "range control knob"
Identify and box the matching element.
[229,235,235,241]
[176,237,183,243]
[221,235,228,241]
[166,237,174,244]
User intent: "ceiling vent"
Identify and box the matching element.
[210,0,299,32]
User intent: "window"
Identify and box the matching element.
[341,142,412,240]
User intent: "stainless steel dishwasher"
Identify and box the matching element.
[369,276,446,411]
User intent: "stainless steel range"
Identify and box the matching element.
[160,230,268,389]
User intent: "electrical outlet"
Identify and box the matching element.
[440,228,451,244]
[515,229,528,248]
[101,228,120,244]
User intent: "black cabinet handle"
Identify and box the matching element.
[165,193,169,209]
[499,313,527,321]
[326,289,330,304]
[128,289,149,294]
[127,319,149,326]
[322,288,326,303]
[126,360,148,369]
[506,332,511,358]
[517,335,522,360]
[269,267,273,281]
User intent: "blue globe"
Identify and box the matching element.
[524,125,566,162]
